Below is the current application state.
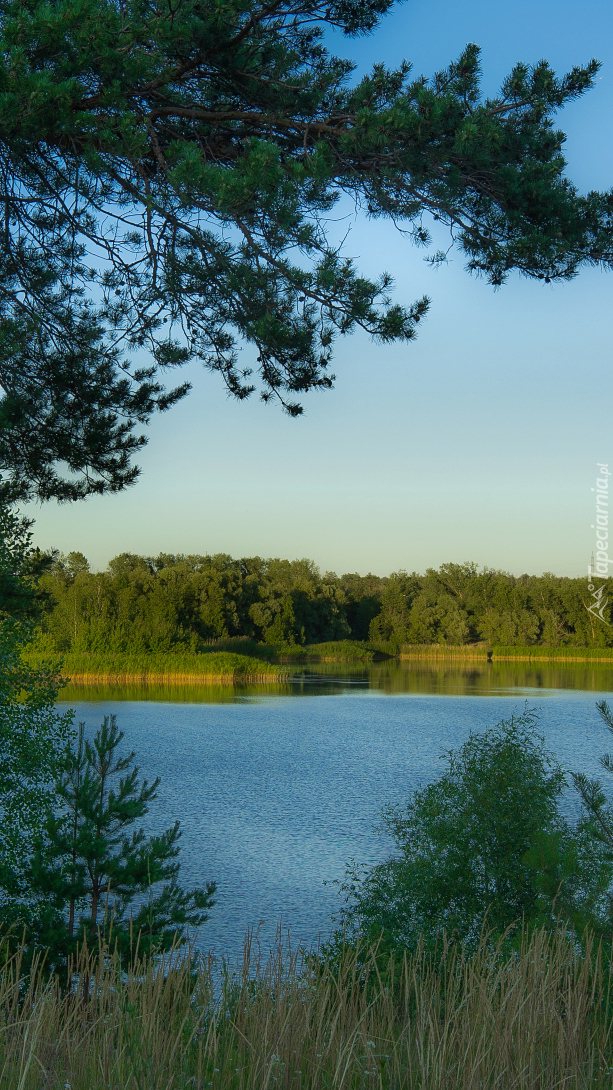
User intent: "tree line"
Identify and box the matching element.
[32,552,612,651]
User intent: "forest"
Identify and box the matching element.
[30,552,613,652]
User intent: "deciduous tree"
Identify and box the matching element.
[333,712,609,954]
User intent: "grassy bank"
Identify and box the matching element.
[197,638,391,663]
[492,645,613,662]
[21,650,288,683]
[22,641,389,682]
[276,639,388,663]
[399,644,613,663]
[1,928,612,1089]
[23,642,613,683]
[399,643,490,659]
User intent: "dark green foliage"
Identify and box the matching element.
[370,563,613,648]
[0,506,72,914]
[570,701,613,940]
[339,573,387,641]
[26,715,215,970]
[332,712,610,955]
[0,507,40,623]
[368,570,424,647]
[34,551,351,651]
[0,1,612,500]
[0,509,213,967]
[22,649,283,677]
[31,552,613,652]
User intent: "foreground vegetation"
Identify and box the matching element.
[5,701,613,1088]
[29,552,613,655]
[2,928,613,1090]
[8,522,613,1088]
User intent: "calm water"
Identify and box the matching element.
[59,662,613,960]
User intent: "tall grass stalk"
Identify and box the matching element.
[1,927,613,1088]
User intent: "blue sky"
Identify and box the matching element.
[25,0,613,577]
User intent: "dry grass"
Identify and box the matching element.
[1,928,613,1089]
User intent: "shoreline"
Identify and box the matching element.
[26,647,613,687]
[399,646,613,664]
[488,654,613,663]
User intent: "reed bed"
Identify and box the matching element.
[2,927,613,1089]
[202,640,386,663]
[279,641,383,663]
[398,645,613,663]
[21,650,288,682]
[491,646,613,662]
[399,644,490,660]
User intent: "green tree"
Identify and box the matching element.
[27,715,215,970]
[478,606,540,646]
[0,0,612,501]
[32,553,613,652]
[0,506,72,917]
[569,699,613,941]
[340,572,386,641]
[335,712,607,954]
[369,571,420,646]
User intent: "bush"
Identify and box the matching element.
[332,711,610,956]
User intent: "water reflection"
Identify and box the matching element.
[61,659,613,704]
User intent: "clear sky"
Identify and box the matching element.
[24,0,613,578]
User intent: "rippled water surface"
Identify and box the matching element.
[59,662,613,959]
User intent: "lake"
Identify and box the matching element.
[59,661,613,960]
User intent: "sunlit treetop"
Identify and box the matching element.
[0,0,611,500]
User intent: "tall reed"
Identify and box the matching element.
[1,927,613,1089]
[21,650,286,681]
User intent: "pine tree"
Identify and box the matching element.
[0,0,612,501]
[28,715,215,970]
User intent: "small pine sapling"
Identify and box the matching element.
[28,715,215,970]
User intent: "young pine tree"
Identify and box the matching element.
[28,715,215,970]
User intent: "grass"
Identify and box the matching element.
[21,650,288,682]
[199,638,391,663]
[1,927,613,1089]
[398,644,613,662]
[276,640,386,663]
[492,645,613,661]
[399,643,490,659]
[22,643,613,682]
[22,642,390,681]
